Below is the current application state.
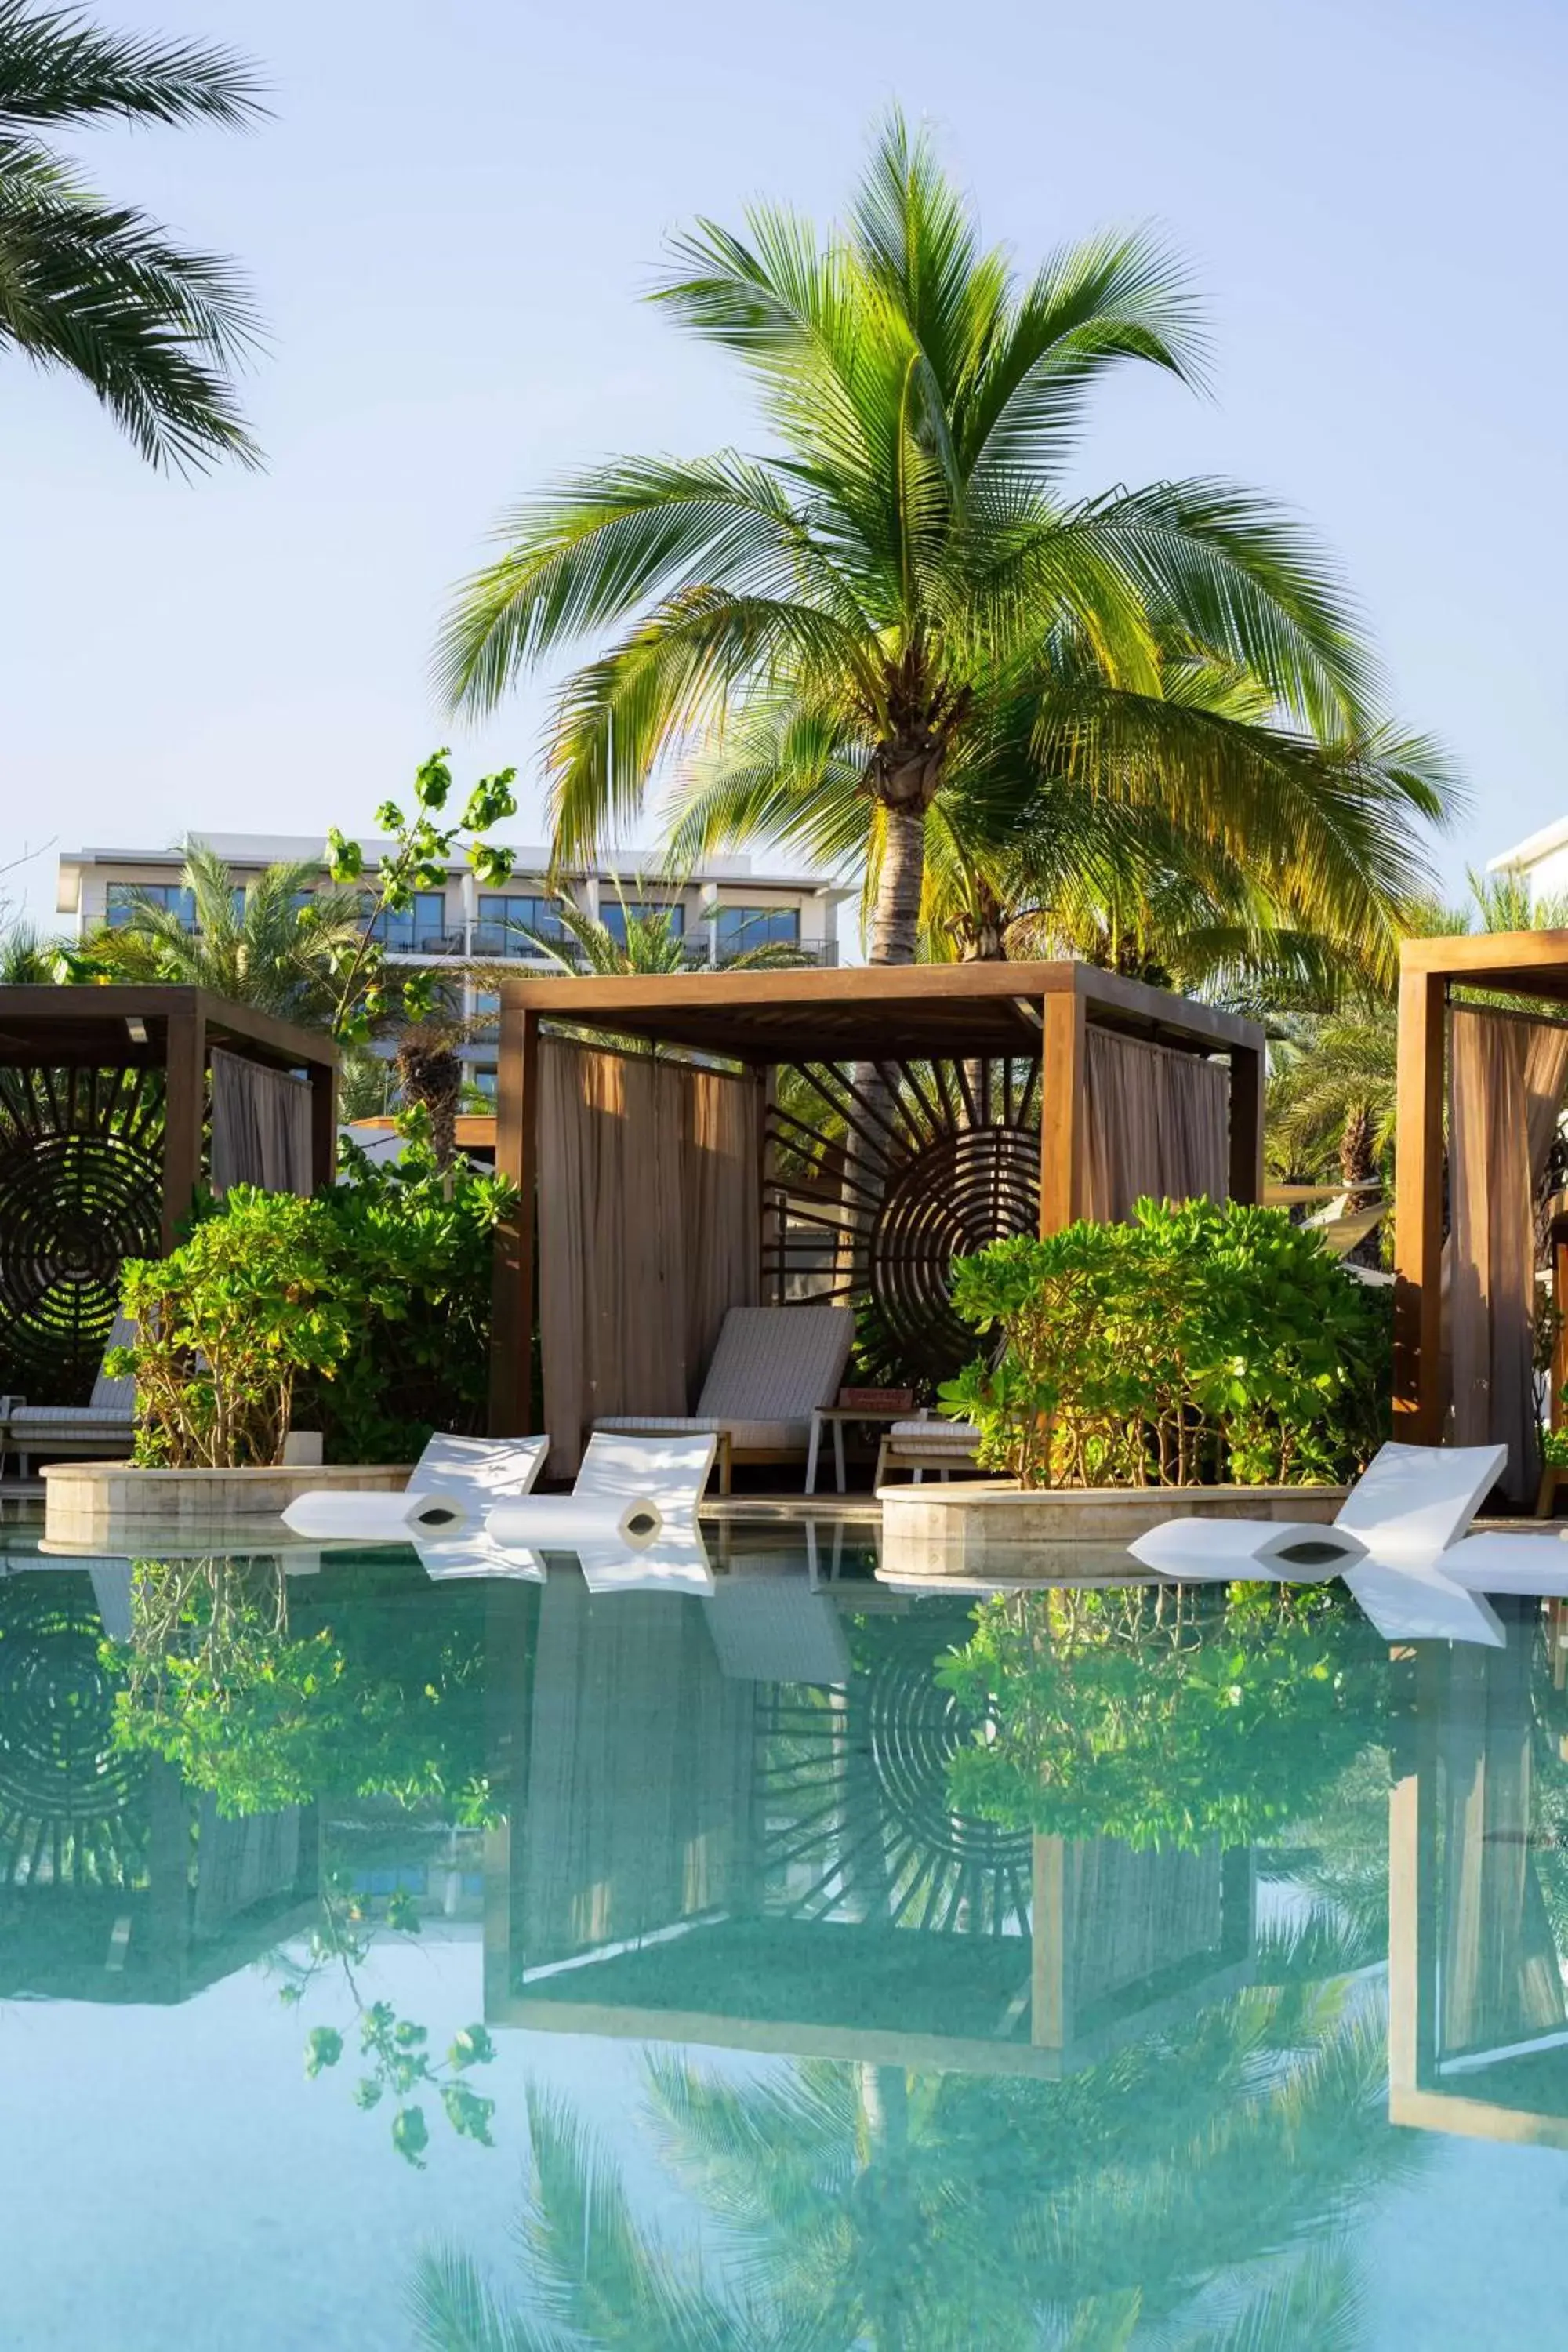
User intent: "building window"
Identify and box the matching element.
[360,889,449,953]
[470,1066,499,1099]
[106,882,195,929]
[601,900,685,945]
[717,906,799,957]
[474,894,572,957]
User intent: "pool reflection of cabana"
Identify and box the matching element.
[0,1568,319,2005]
[1388,1601,1568,2148]
[481,1574,1255,2077]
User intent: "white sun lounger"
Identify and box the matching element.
[1130,1441,1509,1578]
[1343,1558,1506,1646]
[282,1432,550,1545]
[485,1432,718,1577]
[593,1305,855,1491]
[1436,1531,1568,1598]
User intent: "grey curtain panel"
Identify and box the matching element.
[536,1039,761,1475]
[1449,1006,1568,1501]
[208,1048,314,1197]
[1083,1028,1230,1221]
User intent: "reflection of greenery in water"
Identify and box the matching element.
[99,1555,503,2162]
[276,1880,497,2169]
[938,1584,1389,1852]
[103,1556,496,1821]
[413,1956,1414,2349]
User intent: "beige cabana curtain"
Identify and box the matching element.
[209,1048,314,1196]
[1449,1007,1568,1501]
[1083,1029,1230,1221]
[1439,1634,1566,2060]
[537,1040,761,1474]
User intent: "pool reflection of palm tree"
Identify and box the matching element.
[411,1935,1415,2350]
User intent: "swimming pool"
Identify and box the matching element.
[2,1520,1564,2347]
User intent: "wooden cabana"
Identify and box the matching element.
[0,985,336,1405]
[1394,932,1568,1497]
[488,962,1264,1450]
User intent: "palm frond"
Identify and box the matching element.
[0,1,265,127]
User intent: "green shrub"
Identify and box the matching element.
[115,1192,352,1467]
[940,1198,1390,1489]
[113,1135,515,1468]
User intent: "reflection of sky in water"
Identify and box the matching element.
[6,1537,1568,2345]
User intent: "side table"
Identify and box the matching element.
[805,1406,920,1494]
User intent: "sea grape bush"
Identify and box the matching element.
[940,1198,1390,1489]
[113,1133,514,1467]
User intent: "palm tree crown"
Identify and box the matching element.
[0,0,264,470]
[85,839,364,1024]
[439,109,1457,967]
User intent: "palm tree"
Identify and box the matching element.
[85,839,366,1025]
[0,0,264,470]
[0,916,61,980]
[438,109,1455,970]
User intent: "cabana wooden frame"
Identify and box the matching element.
[0,986,338,1403]
[1392,931,1568,1443]
[488,962,1265,1436]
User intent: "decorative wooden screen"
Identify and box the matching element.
[763,1053,1040,1385]
[0,1066,165,1403]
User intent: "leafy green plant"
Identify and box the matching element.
[941,1198,1390,1488]
[114,1192,352,1467]
[114,1134,514,1467]
[938,1583,1388,1852]
[325,747,517,1044]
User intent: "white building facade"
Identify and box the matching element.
[1487,817,1568,908]
[57,834,849,1101]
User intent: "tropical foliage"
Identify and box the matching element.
[82,839,366,1025]
[438,108,1455,970]
[942,1199,1390,1488]
[0,0,264,469]
[114,1135,514,1466]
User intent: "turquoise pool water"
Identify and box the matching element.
[3,1521,1568,2347]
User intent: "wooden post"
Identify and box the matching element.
[308,1058,338,1192]
[488,1001,539,1435]
[760,1064,781,1306]
[1228,1038,1265,1205]
[1029,1832,1067,2050]
[1038,985,1086,1233]
[1552,1219,1568,1432]
[1392,964,1446,1439]
[161,1004,206,1254]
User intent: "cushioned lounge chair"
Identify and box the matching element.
[594,1305,855,1494]
[873,1417,984,1485]
[1,1314,138,1477]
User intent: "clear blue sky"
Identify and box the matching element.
[4,0,1565,931]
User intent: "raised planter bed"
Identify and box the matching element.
[42,1460,415,1548]
[878,1479,1348,1581]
